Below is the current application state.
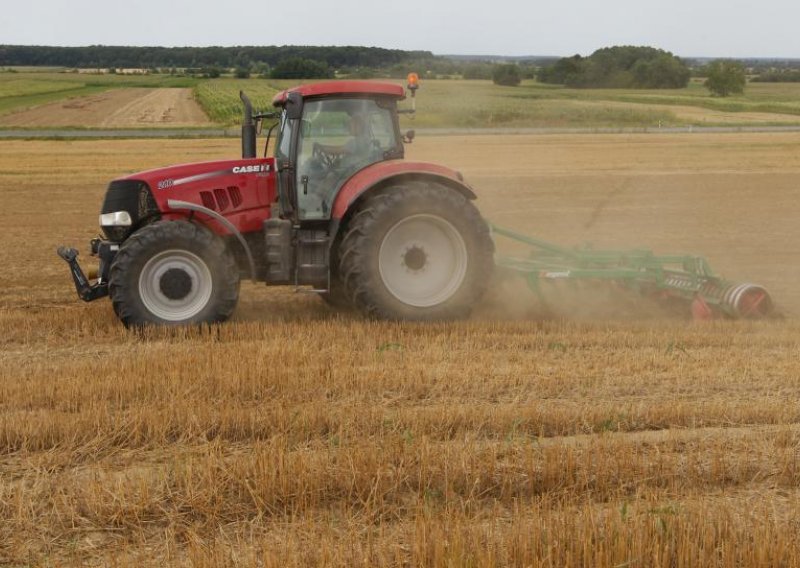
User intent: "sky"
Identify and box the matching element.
[2,0,798,58]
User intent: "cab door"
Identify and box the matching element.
[295,97,400,220]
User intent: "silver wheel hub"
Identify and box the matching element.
[139,250,213,322]
[378,214,468,307]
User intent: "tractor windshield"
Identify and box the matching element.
[296,97,400,220]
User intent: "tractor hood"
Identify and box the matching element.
[101,157,276,240]
[117,157,273,193]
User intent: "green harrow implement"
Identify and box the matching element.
[491,224,774,320]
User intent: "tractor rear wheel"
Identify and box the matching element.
[339,183,494,320]
[319,275,353,310]
[318,234,354,310]
[109,221,240,326]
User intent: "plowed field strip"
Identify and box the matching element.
[0,88,212,127]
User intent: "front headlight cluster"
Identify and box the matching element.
[99,180,158,242]
[99,211,133,227]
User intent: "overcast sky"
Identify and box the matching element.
[3,0,798,58]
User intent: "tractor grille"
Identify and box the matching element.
[198,186,242,212]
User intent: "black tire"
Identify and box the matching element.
[319,233,354,310]
[109,220,240,327]
[339,183,494,320]
[318,275,354,310]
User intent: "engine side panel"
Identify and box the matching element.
[119,158,277,235]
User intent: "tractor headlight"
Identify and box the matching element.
[100,180,158,242]
[99,211,133,227]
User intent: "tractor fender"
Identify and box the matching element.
[330,160,477,222]
[165,199,257,281]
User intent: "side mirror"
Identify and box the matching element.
[403,129,415,144]
[285,91,303,120]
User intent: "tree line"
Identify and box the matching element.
[0,45,431,73]
[3,43,799,93]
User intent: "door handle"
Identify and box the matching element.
[301,175,309,195]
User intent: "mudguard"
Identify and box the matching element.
[330,160,477,220]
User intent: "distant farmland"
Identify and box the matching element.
[4,71,800,129]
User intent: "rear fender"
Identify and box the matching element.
[329,161,477,228]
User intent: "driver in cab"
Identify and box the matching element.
[312,113,371,168]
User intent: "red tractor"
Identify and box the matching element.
[58,77,495,326]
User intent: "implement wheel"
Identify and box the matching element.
[339,183,494,320]
[109,221,240,326]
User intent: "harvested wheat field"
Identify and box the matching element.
[2,134,800,566]
[0,88,212,128]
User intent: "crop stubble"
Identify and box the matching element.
[1,134,799,566]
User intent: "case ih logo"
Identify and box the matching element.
[232,164,270,174]
[162,165,272,189]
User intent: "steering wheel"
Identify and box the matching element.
[312,143,344,170]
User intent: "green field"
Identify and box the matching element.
[4,69,800,129]
[194,79,281,123]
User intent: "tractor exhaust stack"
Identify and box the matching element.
[240,90,256,159]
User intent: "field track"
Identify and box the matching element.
[1,134,799,565]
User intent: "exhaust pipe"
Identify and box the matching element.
[240,90,256,159]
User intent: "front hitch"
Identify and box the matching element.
[57,244,109,302]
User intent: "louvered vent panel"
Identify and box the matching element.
[200,191,216,210]
[213,188,230,211]
[228,186,242,208]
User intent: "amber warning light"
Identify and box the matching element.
[407,73,419,93]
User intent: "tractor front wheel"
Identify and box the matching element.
[339,183,494,320]
[109,221,240,326]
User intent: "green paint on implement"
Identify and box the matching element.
[490,223,774,319]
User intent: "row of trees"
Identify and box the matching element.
[0,45,431,72]
[0,43,777,95]
[751,70,800,83]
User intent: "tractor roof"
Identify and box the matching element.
[272,81,405,106]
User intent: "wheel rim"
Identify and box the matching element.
[378,214,468,307]
[138,250,213,322]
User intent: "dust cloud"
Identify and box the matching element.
[404,133,800,321]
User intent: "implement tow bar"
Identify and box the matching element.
[57,246,109,302]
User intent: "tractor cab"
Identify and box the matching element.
[284,96,402,220]
[255,81,410,222]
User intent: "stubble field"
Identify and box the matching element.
[1,133,800,566]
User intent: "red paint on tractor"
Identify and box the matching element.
[118,157,277,235]
[330,160,475,219]
[272,81,405,105]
